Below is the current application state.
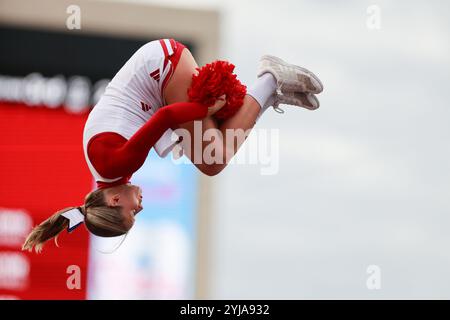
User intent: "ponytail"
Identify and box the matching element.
[22,207,76,253]
[22,189,130,253]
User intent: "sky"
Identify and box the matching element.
[114,0,450,298]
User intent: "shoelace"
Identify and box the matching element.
[273,80,285,113]
[273,105,285,113]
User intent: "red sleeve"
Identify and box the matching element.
[87,101,208,180]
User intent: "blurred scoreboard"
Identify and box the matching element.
[0,25,199,299]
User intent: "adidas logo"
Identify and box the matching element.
[141,101,151,112]
[150,69,160,82]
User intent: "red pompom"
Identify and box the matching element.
[187,60,247,120]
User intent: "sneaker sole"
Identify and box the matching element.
[305,93,320,110]
[278,93,320,111]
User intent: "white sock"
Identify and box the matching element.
[247,73,277,109]
[254,93,275,122]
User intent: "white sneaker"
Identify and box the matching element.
[268,91,320,113]
[258,55,323,94]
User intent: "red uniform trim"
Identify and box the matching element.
[97,176,131,189]
[159,39,170,71]
[161,39,186,105]
[86,132,132,189]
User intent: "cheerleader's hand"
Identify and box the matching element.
[207,94,227,117]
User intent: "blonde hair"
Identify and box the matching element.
[22,189,129,253]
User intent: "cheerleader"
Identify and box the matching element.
[22,38,323,252]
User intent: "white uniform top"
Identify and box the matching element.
[83,39,180,184]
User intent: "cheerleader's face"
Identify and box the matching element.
[105,183,143,228]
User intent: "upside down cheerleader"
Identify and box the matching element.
[22,38,323,252]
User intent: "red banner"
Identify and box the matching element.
[0,102,92,299]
